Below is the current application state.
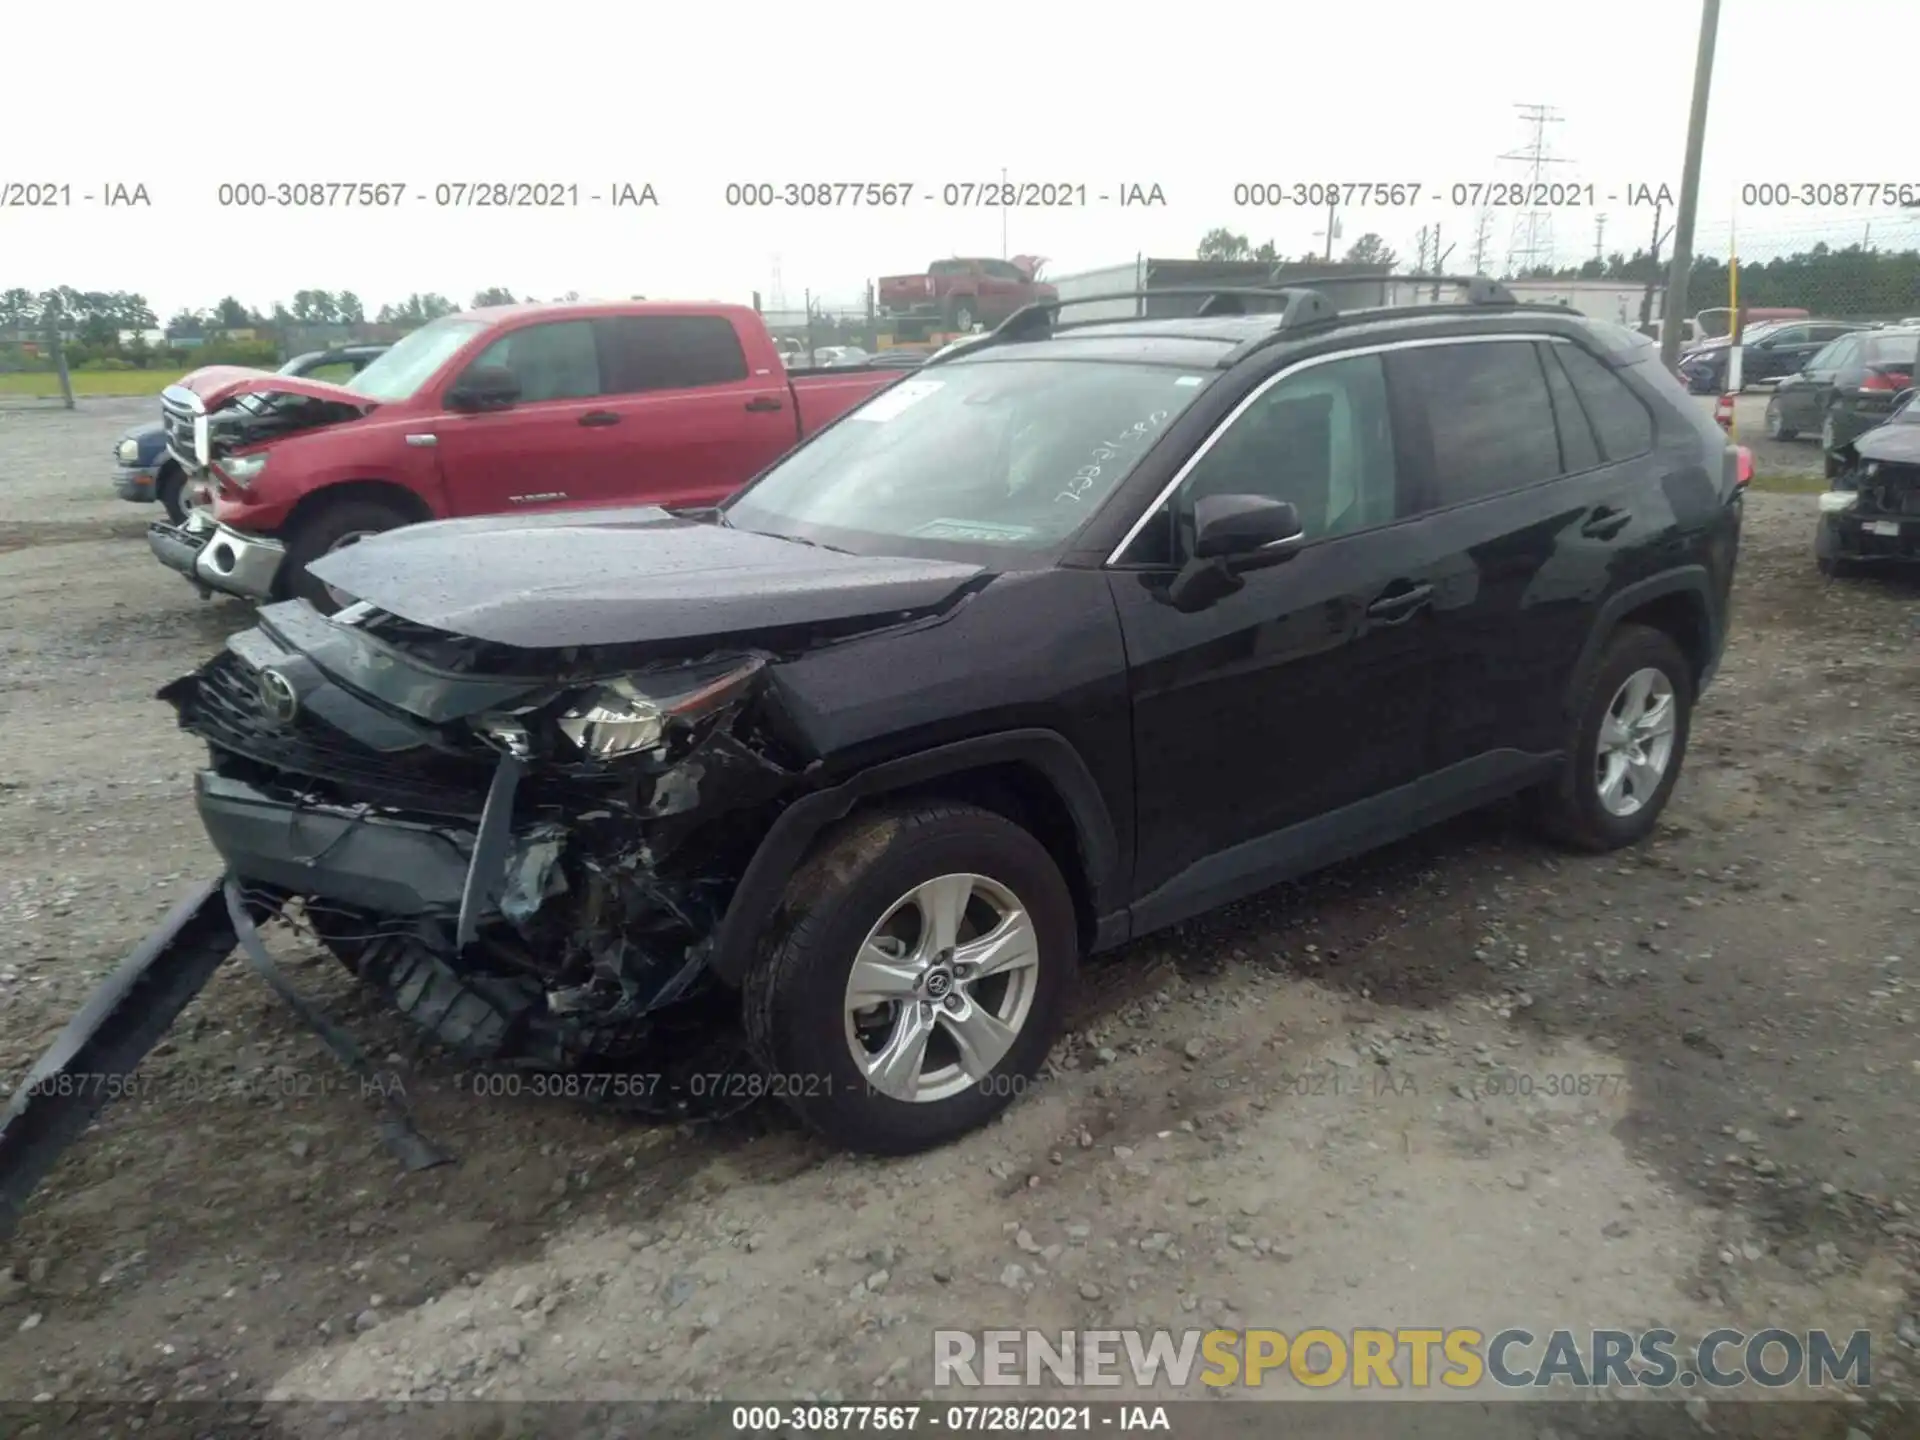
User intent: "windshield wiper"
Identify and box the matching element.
[757,529,852,554]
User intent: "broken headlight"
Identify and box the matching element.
[1818,490,1858,514]
[555,656,766,760]
[216,452,268,489]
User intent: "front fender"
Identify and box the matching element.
[704,729,1121,985]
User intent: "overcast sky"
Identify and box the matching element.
[7,0,1916,320]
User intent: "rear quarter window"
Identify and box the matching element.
[1551,343,1655,461]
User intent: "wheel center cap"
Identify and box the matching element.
[924,968,954,999]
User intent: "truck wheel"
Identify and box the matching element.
[283,498,410,614]
[949,299,977,331]
[1529,624,1694,853]
[155,462,189,524]
[743,802,1078,1155]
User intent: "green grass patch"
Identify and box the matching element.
[0,369,189,398]
[1748,473,1827,495]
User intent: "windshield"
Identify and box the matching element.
[725,358,1213,554]
[345,318,488,401]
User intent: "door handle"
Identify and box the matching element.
[745,396,784,413]
[1580,506,1632,539]
[1365,582,1433,623]
[578,411,621,427]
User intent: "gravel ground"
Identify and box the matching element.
[2,398,1918,1436]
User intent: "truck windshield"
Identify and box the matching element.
[346,318,488,402]
[725,358,1213,553]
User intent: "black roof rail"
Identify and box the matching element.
[922,275,1548,368]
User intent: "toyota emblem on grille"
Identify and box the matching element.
[258,667,299,726]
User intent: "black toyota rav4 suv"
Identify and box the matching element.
[112,280,1745,1160]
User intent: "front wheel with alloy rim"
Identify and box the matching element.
[283,497,411,614]
[1764,398,1796,441]
[1530,623,1694,852]
[744,802,1077,1155]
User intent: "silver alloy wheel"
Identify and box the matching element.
[1595,666,1677,818]
[1764,401,1782,439]
[1821,412,1836,451]
[321,529,381,609]
[842,872,1040,1103]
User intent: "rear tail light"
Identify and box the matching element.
[1861,371,1901,392]
[1713,393,1735,431]
[1735,445,1753,487]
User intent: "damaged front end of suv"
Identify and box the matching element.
[167,597,810,1073]
[1817,392,1920,574]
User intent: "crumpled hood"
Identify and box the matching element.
[181,366,378,414]
[1854,417,1920,466]
[306,506,987,648]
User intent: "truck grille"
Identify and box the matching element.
[183,651,494,818]
[159,386,203,470]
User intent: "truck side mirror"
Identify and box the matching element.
[447,365,520,412]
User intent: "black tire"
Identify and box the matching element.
[743,802,1078,1155]
[155,461,189,524]
[949,298,977,332]
[1814,519,1857,579]
[1530,624,1694,853]
[282,497,410,613]
[1763,398,1796,442]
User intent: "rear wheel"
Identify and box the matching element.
[1530,624,1694,853]
[1821,408,1846,478]
[283,497,411,613]
[1763,396,1796,441]
[744,803,1077,1155]
[949,299,977,332]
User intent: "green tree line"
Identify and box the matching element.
[1197,230,1920,317]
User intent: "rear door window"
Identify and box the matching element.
[1393,341,1565,507]
[595,315,750,394]
[463,320,601,402]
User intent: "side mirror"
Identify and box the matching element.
[446,365,520,412]
[1193,493,1304,562]
[1165,494,1304,613]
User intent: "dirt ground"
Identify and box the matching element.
[1,396,1918,1436]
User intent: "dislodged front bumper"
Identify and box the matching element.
[196,770,479,916]
[149,512,288,600]
[1820,508,1920,562]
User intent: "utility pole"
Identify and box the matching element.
[1593,213,1607,264]
[1637,200,1672,329]
[1430,237,1455,301]
[1470,210,1493,274]
[1659,0,1721,374]
[1500,103,1570,276]
[1416,226,1431,275]
[1323,198,1338,261]
[43,294,75,411]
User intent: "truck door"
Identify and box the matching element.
[430,318,627,516]
[590,314,794,508]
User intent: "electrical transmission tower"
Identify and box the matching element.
[1500,104,1570,277]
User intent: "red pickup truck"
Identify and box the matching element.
[148,301,897,611]
[876,256,1056,333]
